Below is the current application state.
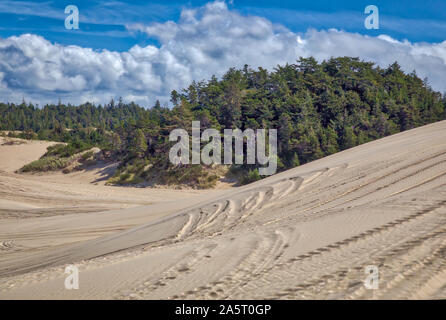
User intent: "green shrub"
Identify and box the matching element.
[18,131,37,140]
[107,172,144,185]
[20,157,70,172]
[81,150,94,161]
[241,169,261,185]
[44,141,91,158]
[120,172,131,180]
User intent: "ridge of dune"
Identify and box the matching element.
[1,121,446,299]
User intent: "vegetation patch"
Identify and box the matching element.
[19,144,102,174]
[20,156,70,172]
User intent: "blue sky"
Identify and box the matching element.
[0,1,445,106]
[0,0,445,51]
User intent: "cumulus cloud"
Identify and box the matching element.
[0,1,445,106]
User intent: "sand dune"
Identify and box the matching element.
[1,121,446,299]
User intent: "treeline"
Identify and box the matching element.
[0,99,146,149]
[0,98,145,132]
[1,57,445,187]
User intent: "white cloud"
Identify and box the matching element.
[1,1,446,106]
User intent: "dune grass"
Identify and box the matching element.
[20,156,70,172]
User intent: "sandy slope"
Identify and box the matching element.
[1,121,446,299]
[0,137,220,280]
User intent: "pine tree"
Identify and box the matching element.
[130,129,148,158]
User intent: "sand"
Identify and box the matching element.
[0,121,446,299]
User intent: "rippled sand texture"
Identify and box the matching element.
[1,120,446,299]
